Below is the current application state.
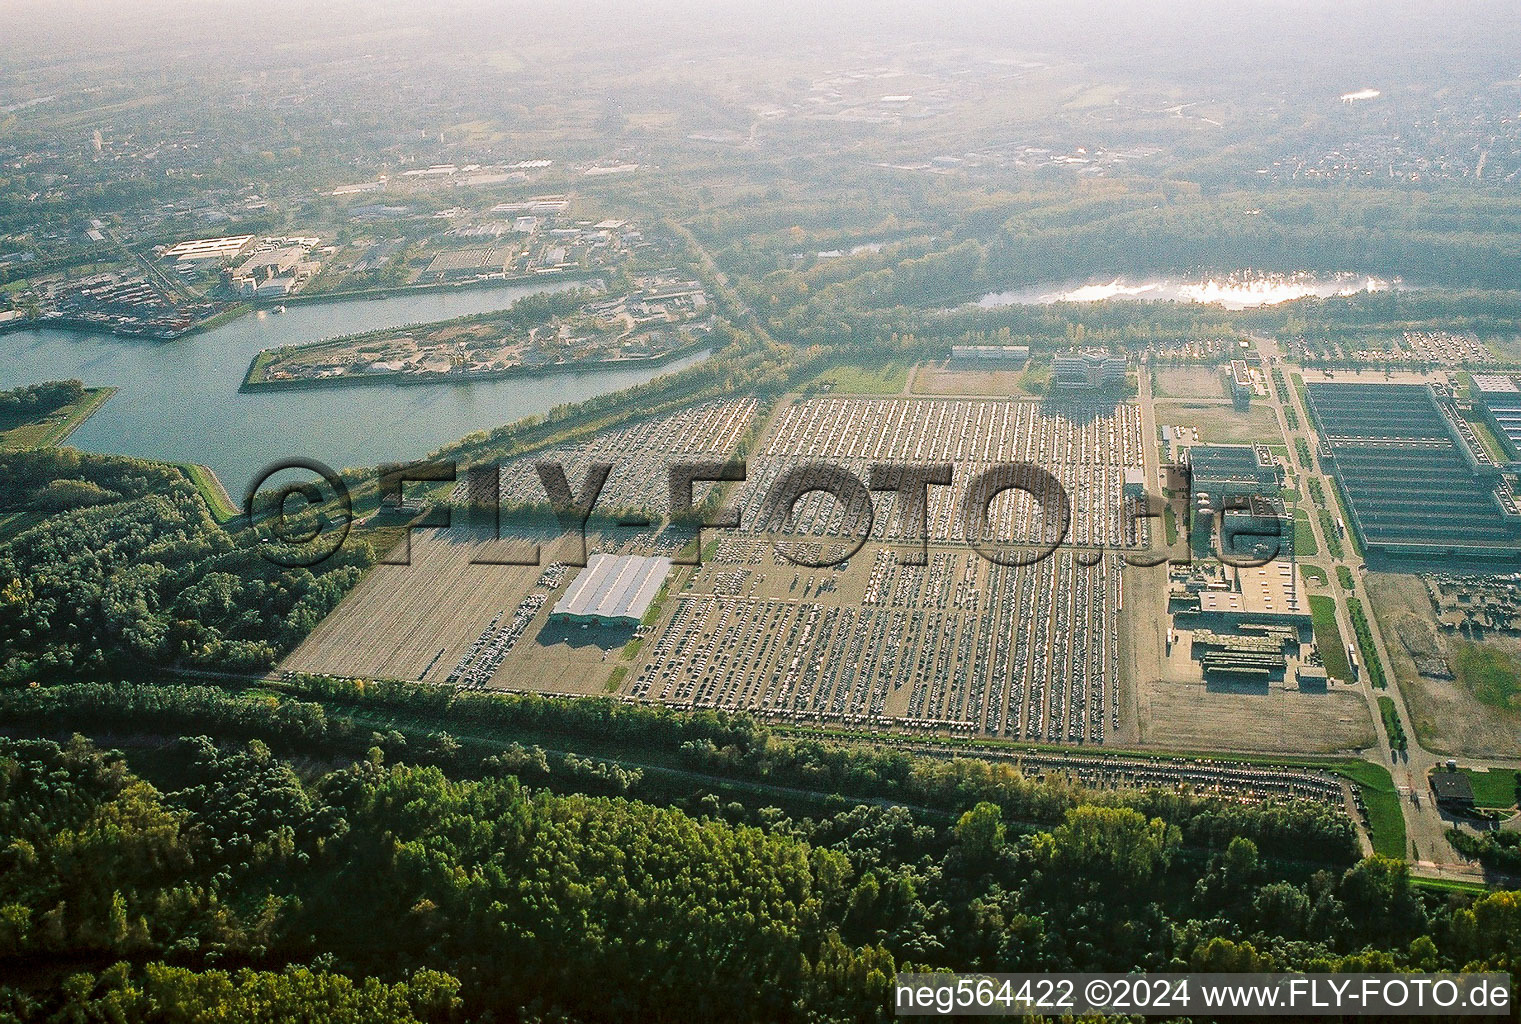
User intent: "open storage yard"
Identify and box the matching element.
[1135,633,1376,754]
[1364,572,1521,759]
[627,540,1124,743]
[1152,366,1229,400]
[1153,399,1282,444]
[282,389,1379,755]
[289,399,763,693]
[460,397,759,520]
[733,396,1146,549]
[282,527,556,686]
[288,393,1152,747]
[910,360,1036,397]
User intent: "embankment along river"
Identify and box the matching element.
[0,283,710,497]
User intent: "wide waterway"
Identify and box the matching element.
[0,284,710,496]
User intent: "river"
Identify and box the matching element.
[0,284,710,496]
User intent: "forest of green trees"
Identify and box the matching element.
[0,381,83,429]
[1,703,1519,1023]
[679,179,1521,364]
[1449,829,1521,876]
[0,449,373,681]
[699,184,1521,295]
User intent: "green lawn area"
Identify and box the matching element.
[1411,876,1489,895]
[640,580,672,627]
[1336,565,1354,591]
[1335,759,1406,859]
[243,347,279,386]
[1459,768,1520,809]
[1450,641,1521,712]
[1328,478,1363,559]
[1309,595,1352,681]
[808,361,909,395]
[0,511,45,543]
[1317,508,1344,559]
[1300,564,1328,586]
[1465,414,1511,462]
[1293,508,1319,557]
[0,419,61,450]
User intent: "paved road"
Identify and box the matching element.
[1250,336,1518,874]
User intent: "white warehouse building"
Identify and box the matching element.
[550,554,672,628]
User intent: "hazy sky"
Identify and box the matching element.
[0,0,1517,106]
[2,1,1517,61]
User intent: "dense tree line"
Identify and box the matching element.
[758,262,1521,361]
[273,674,1360,865]
[0,381,84,429]
[713,183,1521,298]
[1449,829,1521,875]
[0,450,373,681]
[0,448,183,513]
[0,678,1362,869]
[0,961,461,1024]
[0,729,1518,1022]
[704,178,1521,364]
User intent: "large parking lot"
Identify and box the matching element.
[626,539,1125,743]
[450,397,759,519]
[618,395,1145,744]
[291,393,1149,746]
[732,396,1146,549]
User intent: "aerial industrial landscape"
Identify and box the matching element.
[2,2,1521,1021]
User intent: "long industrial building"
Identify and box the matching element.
[1472,374,1521,459]
[551,554,672,627]
[1304,382,1521,559]
[1187,444,1281,501]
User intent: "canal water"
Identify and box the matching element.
[0,284,710,496]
